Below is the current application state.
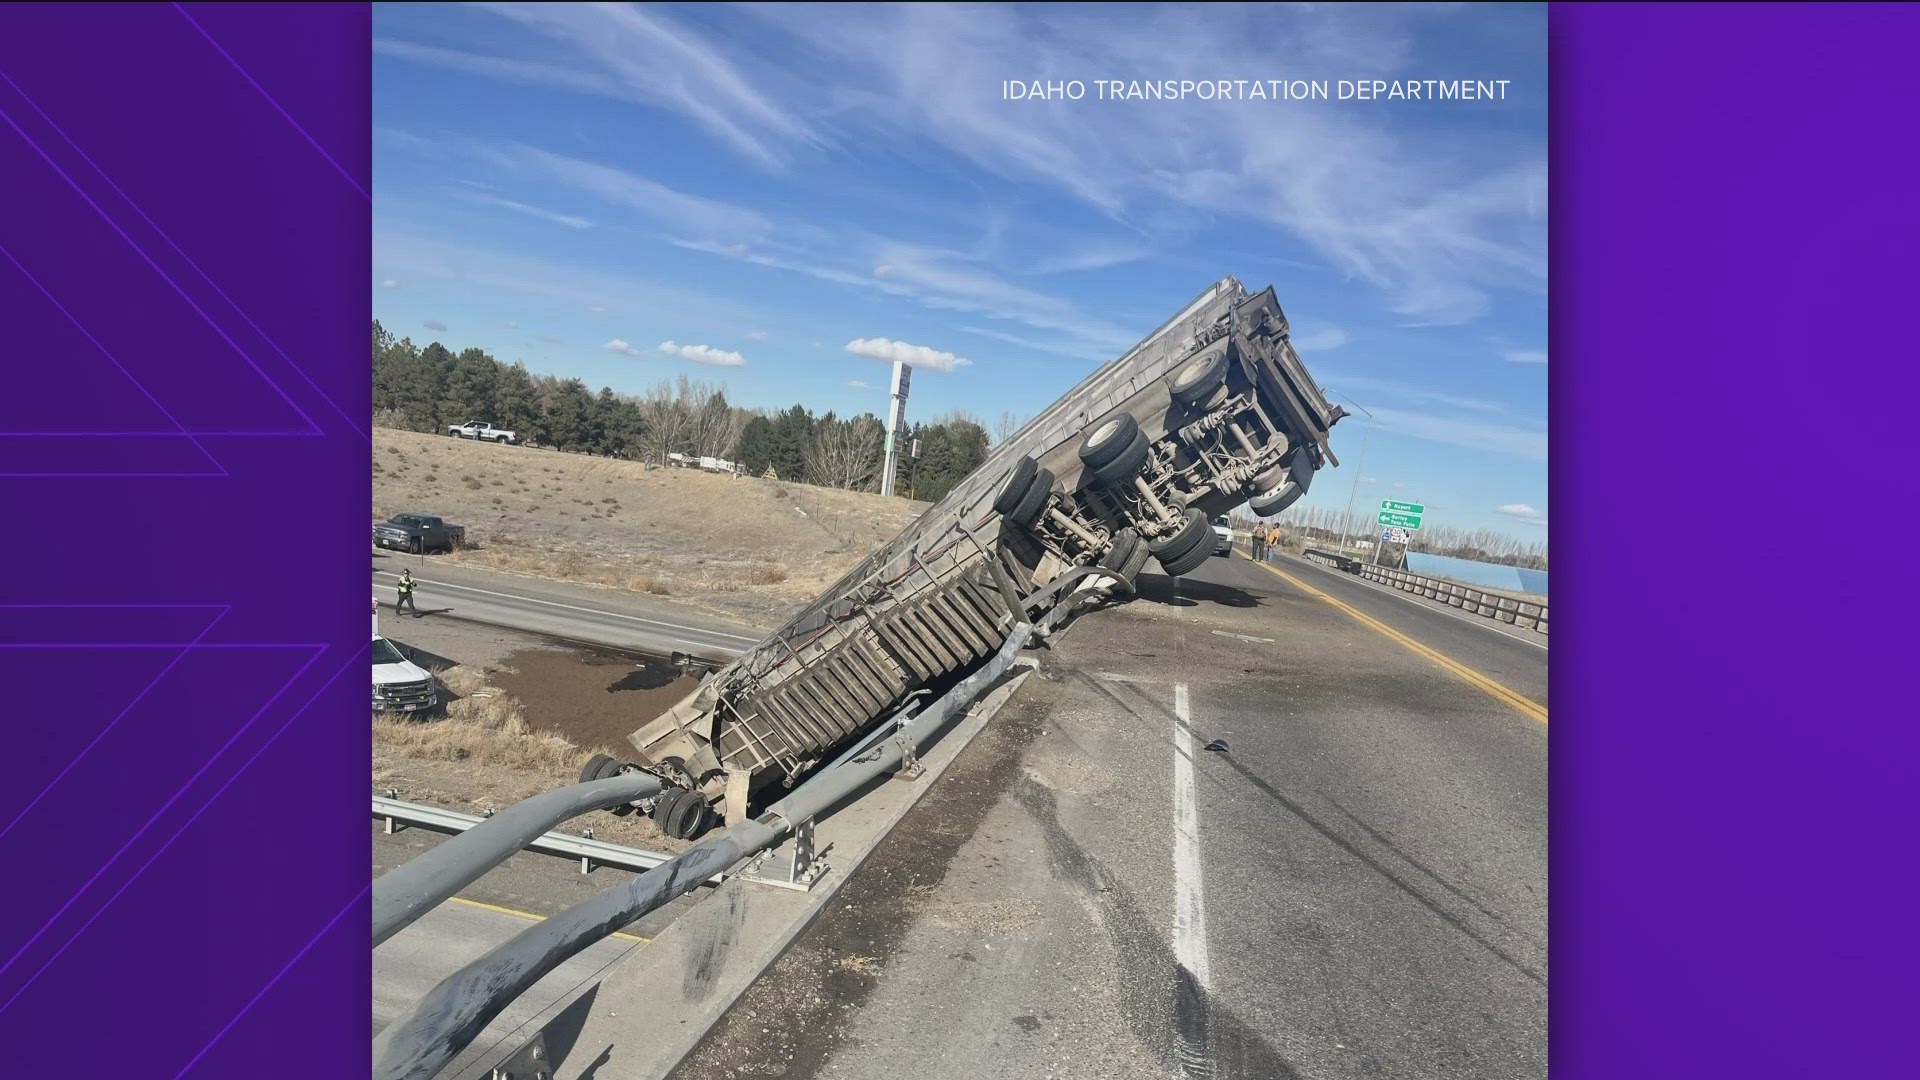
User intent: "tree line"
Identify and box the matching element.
[372,320,991,502]
[1243,503,1548,569]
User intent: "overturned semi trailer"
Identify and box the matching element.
[610,277,1345,838]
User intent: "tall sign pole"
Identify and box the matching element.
[880,361,912,497]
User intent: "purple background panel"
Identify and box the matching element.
[0,3,367,1076]
[1555,4,1917,1078]
[0,2,1913,1076]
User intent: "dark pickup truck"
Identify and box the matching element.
[373,513,465,554]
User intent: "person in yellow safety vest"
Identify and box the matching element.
[396,568,417,615]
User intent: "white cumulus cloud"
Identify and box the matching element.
[1497,503,1548,526]
[603,338,643,357]
[844,337,972,372]
[659,340,746,367]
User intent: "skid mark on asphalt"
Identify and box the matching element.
[1079,673,1545,989]
[1013,774,1303,1080]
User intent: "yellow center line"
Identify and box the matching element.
[446,894,651,943]
[1249,560,1548,725]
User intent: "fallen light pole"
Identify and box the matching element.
[371,771,664,948]
[371,623,1035,1080]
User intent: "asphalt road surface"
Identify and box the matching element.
[674,548,1547,1080]
[369,556,762,659]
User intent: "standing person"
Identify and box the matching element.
[1266,525,1282,562]
[1250,523,1266,561]
[395,568,417,616]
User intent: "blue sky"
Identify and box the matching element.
[373,3,1547,541]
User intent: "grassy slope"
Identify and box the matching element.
[372,426,926,627]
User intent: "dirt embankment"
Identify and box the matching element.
[372,426,925,628]
[370,616,702,849]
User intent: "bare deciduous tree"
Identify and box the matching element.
[804,414,884,490]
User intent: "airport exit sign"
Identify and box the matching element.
[1381,499,1424,514]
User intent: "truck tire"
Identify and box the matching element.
[1169,344,1230,408]
[409,537,423,554]
[1099,529,1151,590]
[992,457,1039,515]
[1250,453,1314,517]
[1079,415,1150,487]
[1100,530,1142,575]
[1078,413,1138,471]
[1150,509,1213,576]
[653,789,714,840]
[496,435,509,444]
[579,753,619,783]
[1006,465,1055,529]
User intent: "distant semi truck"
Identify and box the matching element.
[608,278,1344,838]
[373,513,465,554]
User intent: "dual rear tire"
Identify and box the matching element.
[1150,509,1215,577]
[1078,413,1150,487]
[993,456,1056,529]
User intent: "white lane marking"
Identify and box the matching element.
[369,570,760,644]
[1172,682,1211,992]
[1209,629,1275,644]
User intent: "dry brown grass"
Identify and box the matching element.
[373,426,925,625]
[373,666,583,773]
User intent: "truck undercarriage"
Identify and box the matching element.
[608,278,1345,838]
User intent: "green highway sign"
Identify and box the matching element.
[1378,510,1423,529]
[1381,499,1425,514]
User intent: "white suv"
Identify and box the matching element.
[1211,515,1234,556]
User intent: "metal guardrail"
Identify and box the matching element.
[373,795,817,896]
[1332,559,1550,634]
[373,623,1036,1080]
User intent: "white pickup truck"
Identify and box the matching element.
[446,420,519,445]
[372,600,438,713]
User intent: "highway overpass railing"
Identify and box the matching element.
[372,621,1037,1080]
[1302,549,1548,635]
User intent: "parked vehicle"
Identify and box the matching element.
[1210,514,1234,556]
[372,633,437,714]
[617,278,1343,838]
[447,420,520,444]
[373,513,465,554]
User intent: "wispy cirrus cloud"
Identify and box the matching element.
[1498,502,1548,526]
[423,319,448,331]
[1323,373,1507,414]
[1367,406,1548,462]
[379,1,816,168]
[1503,349,1548,365]
[457,190,591,230]
[845,337,971,372]
[1291,325,1352,352]
[732,4,1545,324]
